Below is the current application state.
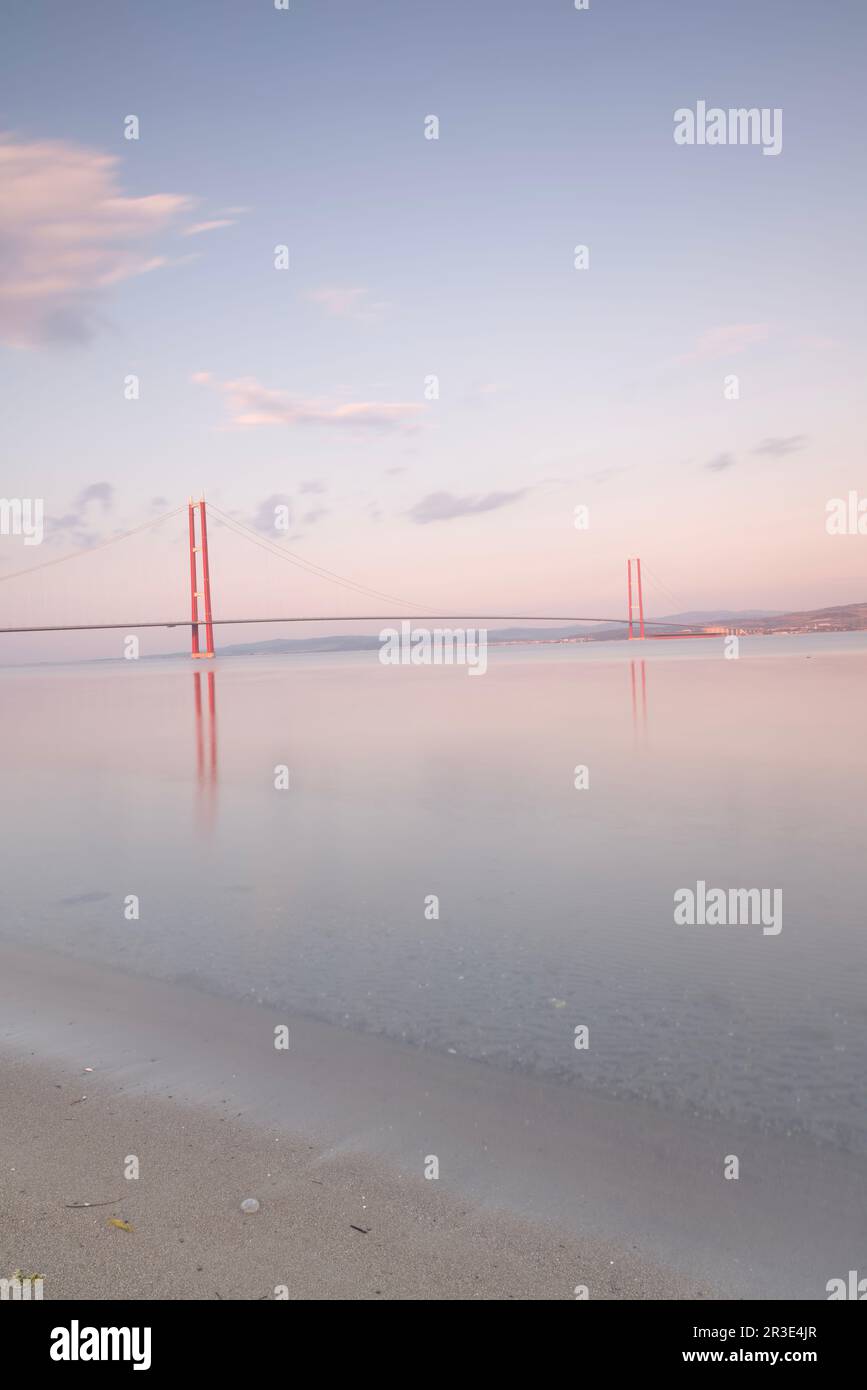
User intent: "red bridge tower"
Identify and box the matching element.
[627,556,645,639]
[188,496,215,658]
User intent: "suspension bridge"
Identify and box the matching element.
[0,498,719,649]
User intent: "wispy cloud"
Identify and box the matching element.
[705,436,807,471]
[679,323,769,363]
[0,133,192,346]
[462,382,509,407]
[182,218,238,236]
[45,482,115,546]
[407,489,529,524]
[797,335,836,352]
[77,482,113,510]
[305,287,387,321]
[753,435,808,457]
[251,493,293,534]
[244,492,330,539]
[194,373,423,431]
[585,466,630,485]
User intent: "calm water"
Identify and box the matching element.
[2,633,866,1152]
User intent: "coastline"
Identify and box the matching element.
[1,939,863,1300]
[0,1052,709,1302]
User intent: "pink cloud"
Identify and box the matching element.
[0,132,192,346]
[678,323,770,363]
[797,334,837,352]
[195,373,424,431]
[305,286,387,320]
[182,219,238,236]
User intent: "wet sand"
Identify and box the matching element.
[1,940,862,1300]
[0,1053,710,1301]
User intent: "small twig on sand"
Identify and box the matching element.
[64,1199,122,1209]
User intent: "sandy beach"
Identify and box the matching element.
[2,939,864,1300]
[0,944,713,1301]
[1,1053,710,1301]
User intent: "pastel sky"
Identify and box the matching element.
[1,0,865,662]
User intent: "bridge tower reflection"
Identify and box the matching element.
[630,659,647,738]
[193,669,218,826]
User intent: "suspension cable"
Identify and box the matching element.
[0,506,185,586]
[207,504,433,613]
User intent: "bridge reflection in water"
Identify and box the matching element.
[630,659,647,739]
[193,669,218,829]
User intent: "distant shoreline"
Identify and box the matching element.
[3,620,867,671]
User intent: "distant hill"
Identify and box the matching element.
[208,601,867,657]
[736,601,867,633]
[660,610,783,623]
